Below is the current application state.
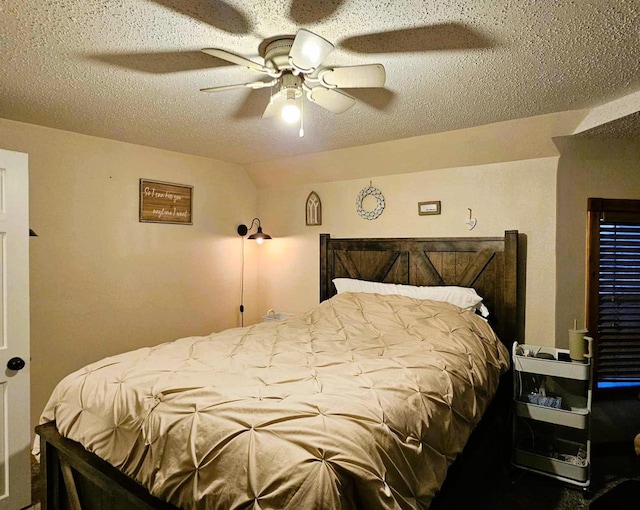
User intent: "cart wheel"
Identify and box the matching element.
[582,487,594,500]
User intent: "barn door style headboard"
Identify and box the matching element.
[320,231,520,345]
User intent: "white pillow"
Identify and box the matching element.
[332,278,490,317]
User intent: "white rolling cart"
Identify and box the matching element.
[511,341,593,492]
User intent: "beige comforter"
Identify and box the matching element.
[38,292,510,509]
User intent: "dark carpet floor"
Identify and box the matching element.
[30,455,42,506]
[430,440,640,510]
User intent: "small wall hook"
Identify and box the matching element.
[466,208,477,230]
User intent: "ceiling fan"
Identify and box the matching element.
[199,29,386,136]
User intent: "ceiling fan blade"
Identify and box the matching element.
[307,87,356,114]
[318,64,386,88]
[200,80,276,93]
[230,89,272,120]
[262,95,286,118]
[348,88,397,112]
[289,29,334,73]
[91,51,231,74]
[201,49,270,74]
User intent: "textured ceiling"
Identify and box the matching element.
[575,111,640,138]
[2,0,639,166]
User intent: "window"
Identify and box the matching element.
[587,198,640,395]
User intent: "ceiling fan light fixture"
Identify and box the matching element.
[278,74,303,124]
[281,103,300,123]
[301,44,321,66]
[289,29,334,73]
[281,99,300,123]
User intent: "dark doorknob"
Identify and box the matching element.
[7,357,25,371]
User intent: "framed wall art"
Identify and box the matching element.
[139,179,193,225]
[418,201,441,216]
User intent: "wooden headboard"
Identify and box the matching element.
[320,230,520,345]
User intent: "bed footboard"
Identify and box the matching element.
[35,421,177,510]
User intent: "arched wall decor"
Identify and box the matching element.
[305,191,322,226]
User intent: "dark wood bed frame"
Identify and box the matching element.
[320,230,521,343]
[36,230,522,509]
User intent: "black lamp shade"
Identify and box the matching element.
[237,218,271,241]
[248,226,272,241]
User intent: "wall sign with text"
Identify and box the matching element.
[418,201,441,216]
[139,179,193,225]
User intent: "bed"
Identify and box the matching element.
[35,230,521,510]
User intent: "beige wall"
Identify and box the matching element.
[555,137,640,346]
[0,118,258,435]
[5,112,638,440]
[554,137,640,443]
[245,110,587,189]
[257,157,559,346]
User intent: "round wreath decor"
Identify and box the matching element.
[356,185,385,220]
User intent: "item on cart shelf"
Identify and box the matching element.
[526,393,562,409]
[557,446,587,467]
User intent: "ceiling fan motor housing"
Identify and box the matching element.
[261,37,295,72]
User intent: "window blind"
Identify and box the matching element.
[597,220,640,384]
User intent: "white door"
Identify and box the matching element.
[0,150,30,510]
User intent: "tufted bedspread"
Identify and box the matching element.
[38,292,510,509]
